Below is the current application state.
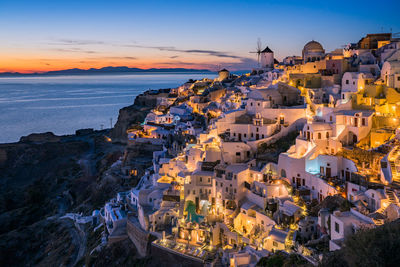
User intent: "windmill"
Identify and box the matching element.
[249,38,263,67]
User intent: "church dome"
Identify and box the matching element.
[303,40,324,52]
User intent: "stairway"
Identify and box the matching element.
[388,146,400,184]
[385,187,397,204]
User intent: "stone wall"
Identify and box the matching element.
[126,216,155,257]
[151,243,205,267]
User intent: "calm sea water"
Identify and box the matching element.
[0,73,214,143]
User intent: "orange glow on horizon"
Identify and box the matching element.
[0,51,246,73]
[0,59,217,73]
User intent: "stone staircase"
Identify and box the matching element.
[389,146,400,185]
[385,187,398,204]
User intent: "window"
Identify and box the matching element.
[346,80,349,85]
[256,127,259,132]
[244,133,247,138]
[209,189,211,194]
[281,169,287,178]
[250,102,253,106]
[273,241,278,247]
[236,152,241,156]
[208,177,211,182]
[187,190,190,195]
[234,175,237,180]
[200,189,202,193]
[193,190,195,194]
[335,222,340,233]
[362,118,366,126]
[200,177,202,182]
[234,189,237,193]
[261,220,264,225]
[330,116,332,122]
[398,76,400,81]
[302,179,305,186]
[226,187,228,192]
[318,133,321,139]
[326,132,329,138]
[292,177,295,183]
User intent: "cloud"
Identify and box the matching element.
[50,38,106,45]
[122,44,244,60]
[51,47,98,54]
[169,55,179,59]
[93,56,138,60]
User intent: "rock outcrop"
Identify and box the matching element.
[110,89,170,143]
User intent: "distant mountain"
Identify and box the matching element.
[0,66,214,77]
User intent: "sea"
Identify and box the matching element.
[0,73,215,143]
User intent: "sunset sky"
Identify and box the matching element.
[1,0,399,73]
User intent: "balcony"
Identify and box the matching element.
[199,193,210,200]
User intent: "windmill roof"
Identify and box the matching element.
[262,46,273,53]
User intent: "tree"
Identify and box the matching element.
[321,220,400,267]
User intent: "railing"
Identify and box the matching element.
[200,193,210,200]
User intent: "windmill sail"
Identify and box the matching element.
[249,38,262,67]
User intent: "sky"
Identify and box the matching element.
[0,0,399,73]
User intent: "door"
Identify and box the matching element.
[353,134,357,144]
[345,171,350,181]
[326,168,331,178]
[256,134,259,140]
[238,133,242,141]
[195,197,199,212]
[296,178,301,188]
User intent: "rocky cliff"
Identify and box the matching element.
[110,89,170,143]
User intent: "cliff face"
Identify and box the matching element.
[110,104,151,143]
[110,89,170,142]
[0,131,127,266]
